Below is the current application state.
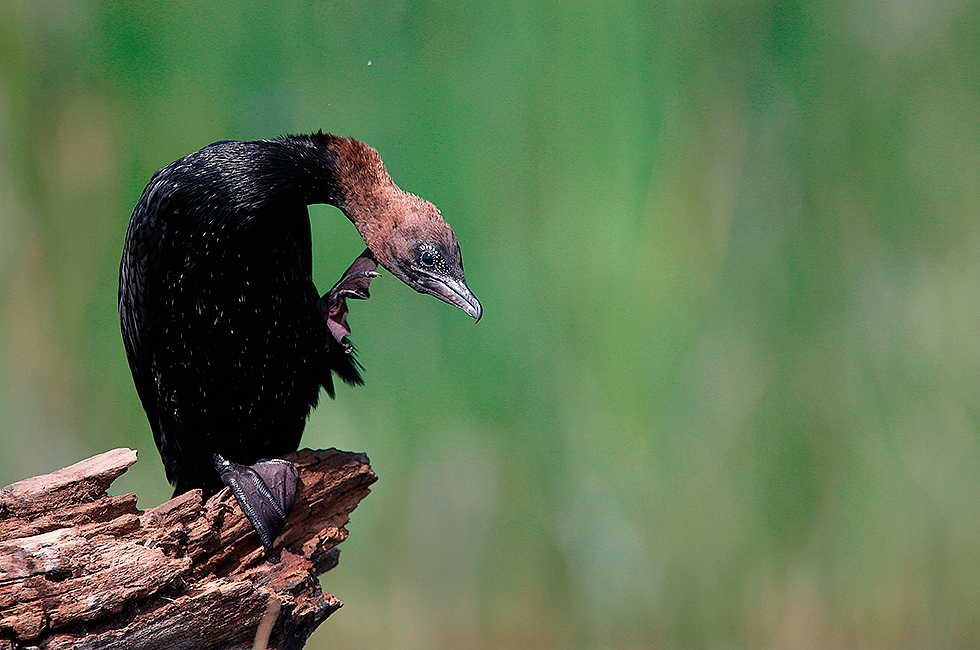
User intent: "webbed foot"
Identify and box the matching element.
[213,454,298,551]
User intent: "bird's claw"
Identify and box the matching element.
[318,248,379,344]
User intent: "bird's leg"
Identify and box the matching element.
[213,454,298,551]
[318,248,380,349]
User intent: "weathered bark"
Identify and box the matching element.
[0,447,376,650]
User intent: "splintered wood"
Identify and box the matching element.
[0,448,376,650]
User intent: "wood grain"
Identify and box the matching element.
[0,447,375,650]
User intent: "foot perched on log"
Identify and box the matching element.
[0,447,376,650]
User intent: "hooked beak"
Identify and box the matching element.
[420,275,483,322]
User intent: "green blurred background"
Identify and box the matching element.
[2,0,980,647]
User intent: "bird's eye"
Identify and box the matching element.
[420,250,436,267]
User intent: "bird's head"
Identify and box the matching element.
[367,194,482,322]
[326,135,482,321]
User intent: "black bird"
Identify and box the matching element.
[119,132,481,548]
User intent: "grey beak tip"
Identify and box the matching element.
[421,274,483,322]
[465,291,483,322]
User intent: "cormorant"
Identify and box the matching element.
[119,132,481,549]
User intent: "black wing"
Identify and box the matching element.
[119,173,170,440]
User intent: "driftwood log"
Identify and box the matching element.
[0,447,376,650]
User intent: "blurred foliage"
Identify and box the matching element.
[2,0,980,647]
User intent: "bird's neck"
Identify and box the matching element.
[280,133,408,260]
[319,135,403,255]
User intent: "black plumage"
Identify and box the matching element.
[119,133,481,545]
